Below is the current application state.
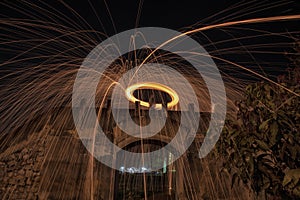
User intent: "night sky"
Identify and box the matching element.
[35,0,300,34]
[0,0,300,78]
[1,0,299,35]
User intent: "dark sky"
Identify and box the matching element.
[1,0,299,34]
[57,0,299,35]
[0,0,299,78]
[69,0,239,33]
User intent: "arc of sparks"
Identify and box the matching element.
[134,14,300,97]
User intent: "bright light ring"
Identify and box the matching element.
[125,82,179,109]
[112,63,193,139]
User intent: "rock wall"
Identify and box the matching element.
[0,129,49,200]
[0,125,112,200]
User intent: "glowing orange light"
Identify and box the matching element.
[125,82,179,109]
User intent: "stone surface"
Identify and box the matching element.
[0,131,48,199]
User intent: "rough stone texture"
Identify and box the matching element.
[0,127,50,200]
[0,124,111,199]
